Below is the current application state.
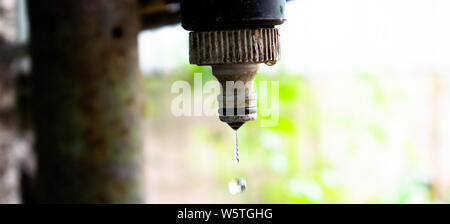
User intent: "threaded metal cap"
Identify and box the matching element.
[189,28,280,65]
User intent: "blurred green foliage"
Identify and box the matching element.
[142,65,436,204]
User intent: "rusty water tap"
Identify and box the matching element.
[180,0,285,130]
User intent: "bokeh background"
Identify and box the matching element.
[139,0,450,203]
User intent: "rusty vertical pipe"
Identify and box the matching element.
[27,0,143,203]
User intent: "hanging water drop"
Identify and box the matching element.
[228,178,247,195]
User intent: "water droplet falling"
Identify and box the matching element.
[234,129,239,164]
[228,178,247,195]
[229,128,246,195]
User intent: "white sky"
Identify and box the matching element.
[138,0,450,76]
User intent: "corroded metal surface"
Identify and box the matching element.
[28,0,143,203]
[212,64,258,127]
[188,28,280,129]
[189,28,280,65]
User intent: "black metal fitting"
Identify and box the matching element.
[180,0,286,31]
